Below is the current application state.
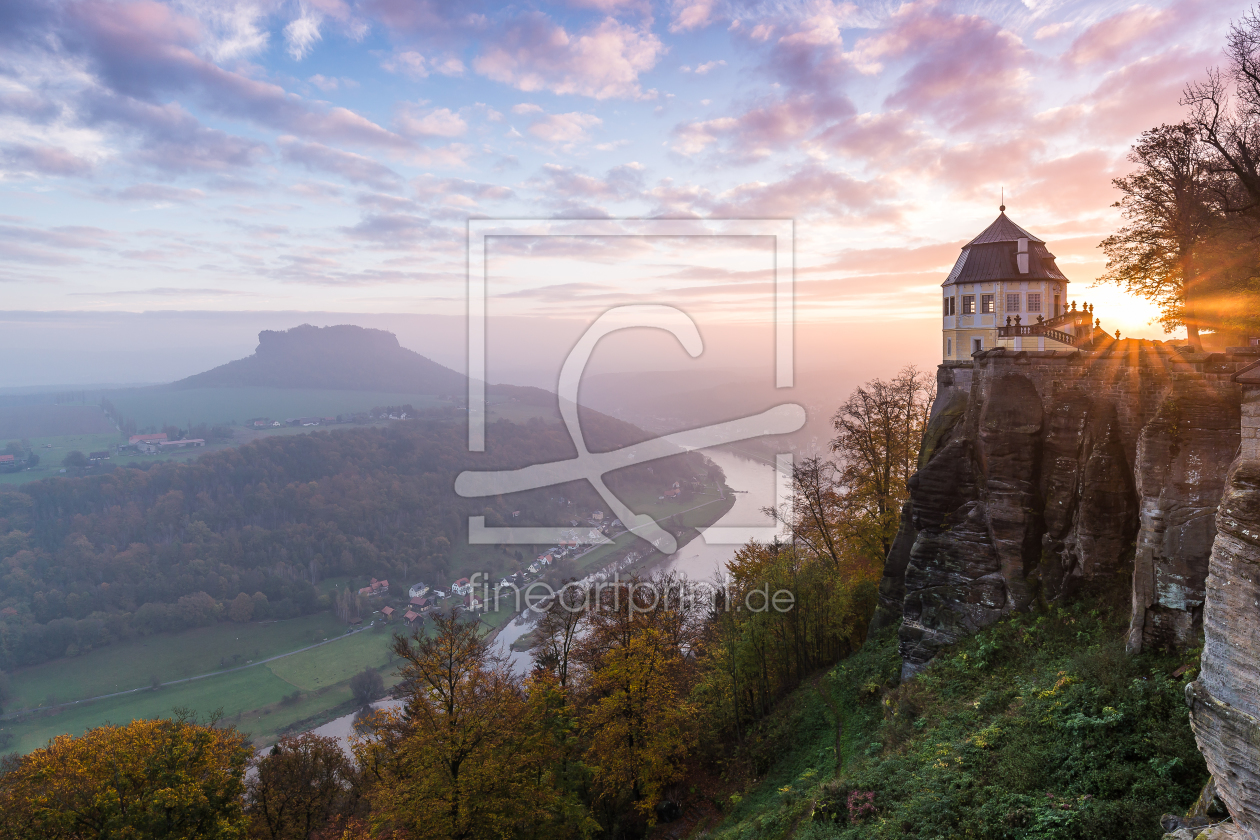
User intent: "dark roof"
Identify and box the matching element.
[966,213,1043,245]
[944,212,1067,287]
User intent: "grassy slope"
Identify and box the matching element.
[705,593,1206,840]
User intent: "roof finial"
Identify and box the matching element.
[1000,187,1005,213]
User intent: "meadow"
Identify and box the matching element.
[0,612,409,754]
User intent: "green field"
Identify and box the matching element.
[103,387,452,429]
[0,613,409,754]
[5,613,351,711]
[265,623,397,691]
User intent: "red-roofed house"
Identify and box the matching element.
[403,609,420,624]
[381,606,395,620]
[129,433,168,446]
[358,578,390,597]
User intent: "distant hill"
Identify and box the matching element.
[167,324,467,394]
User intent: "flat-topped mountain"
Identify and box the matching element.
[168,324,467,393]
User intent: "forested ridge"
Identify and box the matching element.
[0,413,706,670]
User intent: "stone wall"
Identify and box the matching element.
[883,341,1255,678]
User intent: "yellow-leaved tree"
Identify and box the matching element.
[0,713,251,840]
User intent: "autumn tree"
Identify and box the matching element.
[0,714,250,840]
[358,610,583,840]
[571,575,701,824]
[229,592,255,623]
[829,366,934,562]
[1099,124,1222,343]
[530,583,589,690]
[245,733,358,840]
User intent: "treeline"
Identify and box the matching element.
[1101,9,1260,343]
[0,413,706,670]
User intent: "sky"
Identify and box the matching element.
[1,0,1253,386]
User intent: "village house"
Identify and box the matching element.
[408,582,429,599]
[137,438,205,454]
[402,609,420,625]
[380,606,395,620]
[128,433,167,447]
[451,578,472,596]
[358,578,389,597]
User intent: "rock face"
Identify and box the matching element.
[890,343,1249,677]
[1188,387,1260,840]
[1128,386,1241,653]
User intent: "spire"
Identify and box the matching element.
[1000,187,1005,213]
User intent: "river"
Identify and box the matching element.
[490,449,781,675]
[313,449,781,746]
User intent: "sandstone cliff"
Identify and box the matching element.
[882,342,1250,678]
[1188,385,1260,840]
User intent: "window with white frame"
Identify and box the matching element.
[1006,293,1020,312]
[943,297,956,316]
[1027,293,1042,312]
[962,295,976,315]
[981,294,995,314]
[947,338,952,356]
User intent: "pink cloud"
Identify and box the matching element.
[65,0,412,150]
[473,14,663,100]
[1,144,94,177]
[86,95,268,173]
[279,137,403,190]
[647,164,897,222]
[412,174,514,205]
[1014,149,1122,217]
[709,165,897,220]
[672,94,853,160]
[669,0,719,32]
[395,106,468,138]
[1078,48,1216,141]
[1061,1,1212,68]
[850,2,1033,130]
[932,135,1047,198]
[811,109,937,168]
[109,183,205,202]
[527,111,603,144]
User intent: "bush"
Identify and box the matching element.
[349,668,384,707]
